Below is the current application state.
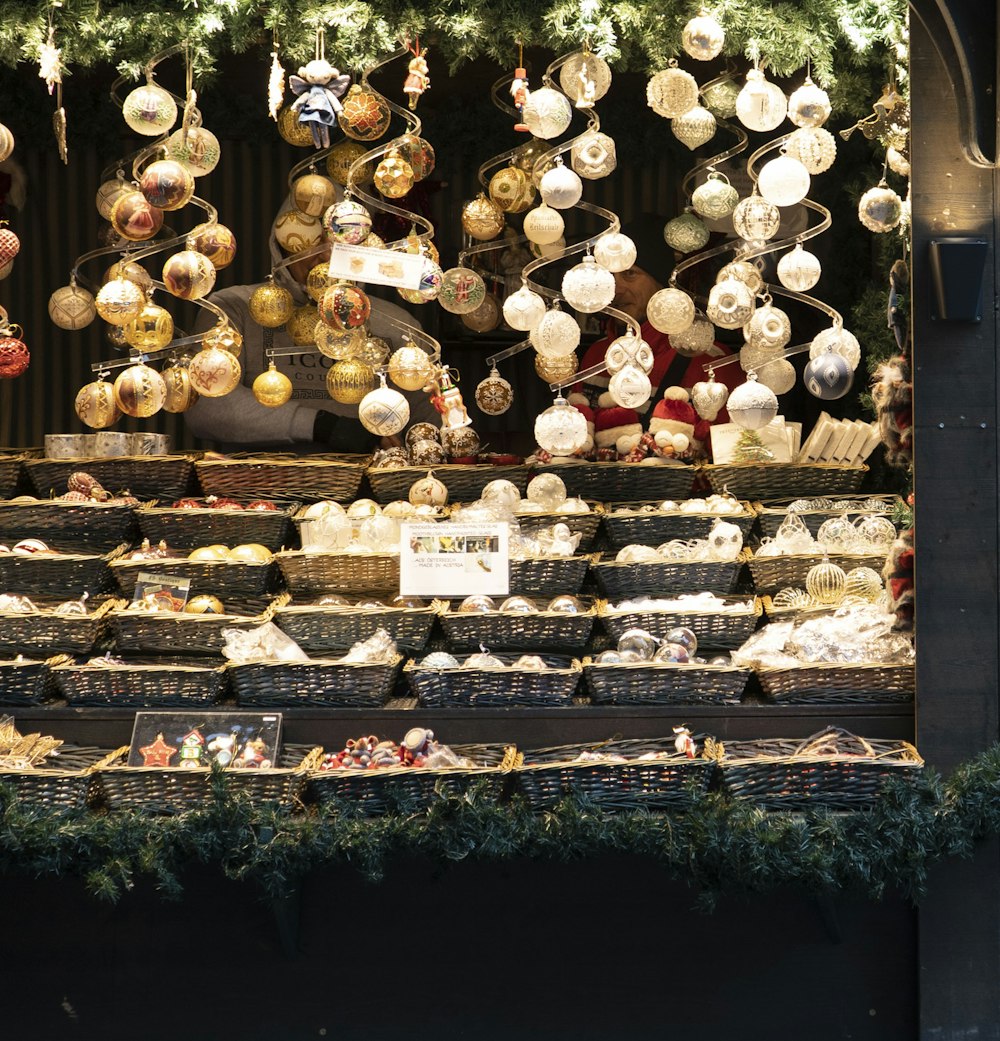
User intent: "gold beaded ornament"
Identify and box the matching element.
[305,262,332,304]
[253,362,294,407]
[488,165,535,214]
[277,105,315,146]
[74,378,122,429]
[326,358,376,404]
[388,344,434,392]
[249,280,295,328]
[461,193,505,241]
[326,140,373,185]
[805,557,847,605]
[287,304,319,346]
[160,361,199,413]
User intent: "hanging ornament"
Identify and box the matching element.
[559,51,612,107]
[707,277,755,329]
[314,325,358,360]
[647,287,695,335]
[535,395,588,454]
[727,373,778,430]
[664,212,710,254]
[803,348,854,399]
[428,367,472,430]
[858,181,903,232]
[356,334,391,368]
[268,42,285,121]
[398,257,444,303]
[248,281,295,328]
[562,255,616,313]
[327,359,376,404]
[521,87,573,140]
[110,191,164,242]
[0,332,29,379]
[462,293,501,333]
[736,69,787,132]
[96,179,129,220]
[604,331,653,375]
[253,362,293,407]
[373,150,415,199]
[647,64,699,119]
[503,284,547,331]
[161,361,198,413]
[571,131,617,179]
[755,356,797,395]
[608,365,652,409]
[205,323,243,358]
[732,193,781,241]
[887,147,910,178]
[475,367,513,415]
[75,377,122,429]
[461,193,505,241]
[0,123,14,163]
[535,351,578,384]
[359,377,411,436]
[123,302,174,350]
[783,127,837,174]
[274,208,324,252]
[395,134,435,180]
[287,304,319,346]
[409,471,448,508]
[539,160,583,209]
[114,363,167,418]
[323,199,372,245]
[702,78,740,119]
[745,303,791,349]
[188,346,242,398]
[326,139,372,185]
[402,41,431,109]
[48,284,96,330]
[162,250,217,301]
[719,260,765,296]
[438,267,487,315]
[166,126,222,177]
[0,228,19,271]
[691,371,729,421]
[489,165,535,213]
[682,10,726,61]
[292,172,338,217]
[691,172,739,219]
[139,159,195,211]
[103,259,150,290]
[777,243,821,291]
[122,81,178,136]
[670,312,716,356]
[593,232,636,272]
[530,308,581,358]
[787,78,832,129]
[845,566,884,602]
[522,203,565,245]
[758,154,811,207]
[810,326,861,370]
[510,66,531,132]
[338,84,391,141]
[319,282,371,331]
[187,222,237,270]
[388,344,435,390]
[740,342,782,373]
[95,278,145,326]
[672,106,716,151]
[806,557,847,604]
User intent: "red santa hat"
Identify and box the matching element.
[649,387,697,438]
[594,400,642,449]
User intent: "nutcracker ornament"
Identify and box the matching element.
[510,66,530,132]
[425,367,472,429]
[289,58,351,149]
[403,40,430,109]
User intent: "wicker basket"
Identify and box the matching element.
[367,464,530,504]
[508,554,593,597]
[53,658,230,708]
[760,596,840,621]
[230,655,403,708]
[591,549,750,599]
[274,549,399,597]
[273,600,440,653]
[137,499,300,551]
[515,737,716,811]
[756,662,915,704]
[602,501,757,549]
[0,451,34,498]
[308,743,516,816]
[110,555,281,599]
[95,743,323,814]
[700,462,868,500]
[438,599,596,651]
[111,595,286,656]
[0,745,119,812]
[510,504,604,551]
[25,456,195,501]
[0,498,143,552]
[583,658,750,706]
[0,597,119,657]
[532,461,696,501]
[754,494,902,538]
[714,727,924,809]
[598,597,761,650]
[0,654,72,706]
[747,552,887,596]
[405,654,581,707]
[196,453,367,503]
[0,543,126,596]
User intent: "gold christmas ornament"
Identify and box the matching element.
[395,134,435,180]
[110,191,164,241]
[326,139,373,185]
[305,262,331,303]
[338,85,391,141]
[314,323,359,360]
[48,284,96,330]
[186,595,225,615]
[165,125,221,177]
[388,344,434,391]
[188,346,242,398]
[123,302,174,350]
[326,358,376,404]
[288,304,319,346]
[96,178,129,220]
[461,293,501,333]
[139,158,195,211]
[373,150,415,198]
[253,362,294,407]
[534,351,578,383]
[277,104,315,146]
[186,222,237,269]
[0,123,14,162]
[75,378,121,429]
[292,172,338,217]
[475,367,513,415]
[249,281,295,327]
[95,278,145,326]
[105,324,129,349]
[274,208,324,253]
[160,362,199,413]
[806,557,847,604]
[489,165,535,213]
[202,324,243,357]
[103,259,152,292]
[647,64,700,119]
[114,363,167,418]
[462,193,505,241]
[162,250,217,301]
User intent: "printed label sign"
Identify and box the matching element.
[399,522,510,597]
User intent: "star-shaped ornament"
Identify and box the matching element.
[139,733,177,767]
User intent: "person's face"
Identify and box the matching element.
[612,265,663,322]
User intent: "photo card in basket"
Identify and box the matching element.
[127,711,283,769]
[130,571,191,611]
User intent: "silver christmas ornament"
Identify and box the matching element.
[672,106,717,150]
[503,284,547,331]
[570,131,617,179]
[670,312,716,356]
[522,87,573,140]
[744,303,792,350]
[702,78,740,119]
[804,349,854,399]
[736,70,787,132]
[647,287,695,335]
[682,11,726,60]
[756,357,797,395]
[776,244,822,291]
[561,255,616,313]
[664,212,710,253]
[810,325,861,371]
[732,193,781,242]
[784,127,837,174]
[692,172,739,220]
[858,182,903,232]
[787,78,832,129]
[647,64,700,119]
[593,232,637,273]
[707,277,755,329]
[727,372,779,430]
[559,52,612,107]
[718,261,764,295]
[691,371,729,420]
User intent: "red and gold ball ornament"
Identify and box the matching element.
[188,345,242,398]
[75,377,122,429]
[187,222,237,269]
[305,262,332,303]
[293,172,338,217]
[277,105,315,146]
[287,304,319,346]
[253,362,294,407]
[338,85,391,141]
[394,134,435,181]
[0,329,29,378]
[387,344,434,392]
[461,193,505,240]
[48,284,97,330]
[326,139,372,185]
[162,250,217,300]
[248,281,295,328]
[110,191,164,242]
[139,158,195,211]
[113,363,167,418]
[123,301,174,350]
[160,361,199,413]
[319,282,371,331]
[202,323,243,357]
[327,358,377,404]
[373,150,414,199]
[0,227,20,268]
[95,277,146,326]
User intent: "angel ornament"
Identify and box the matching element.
[289,59,351,148]
[403,42,430,109]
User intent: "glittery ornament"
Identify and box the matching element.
[489,165,535,214]
[559,51,612,106]
[277,104,315,145]
[314,324,358,360]
[740,342,783,374]
[322,199,371,245]
[373,150,415,198]
[854,515,896,552]
[571,131,617,179]
[410,438,446,466]
[203,324,243,357]
[397,257,444,304]
[593,232,636,273]
[755,357,796,395]
[806,557,846,604]
[887,147,910,178]
[810,325,861,371]
[187,222,237,269]
[692,172,739,219]
[114,363,166,418]
[664,212,710,253]
[727,373,778,430]
[461,193,505,240]
[122,82,177,136]
[326,139,372,185]
[395,134,435,180]
[188,346,242,398]
[777,243,821,291]
[745,303,791,349]
[522,87,573,139]
[604,331,653,374]
[503,285,546,331]
[732,193,781,241]
[355,334,391,368]
[0,335,28,378]
[702,78,740,119]
[708,277,755,329]
[123,302,174,350]
[539,160,583,209]
[784,127,837,174]
[0,123,14,162]
[562,255,616,313]
[534,351,578,383]
[95,278,145,326]
[438,267,487,314]
[103,260,153,292]
[96,179,129,220]
[523,203,565,245]
[75,378,122,429]
[326,359,376,403]
[858,182,903,232]
[160,362,198,413]
[672,106,716,150]
[844,566,883,602]
[442,426,481,458]
[608,364,652,409]
[319,282,371,331]
[358,379,410,436]
[670,313,716,356]
[338,85,391,141]
[139,158,195,211]
[804,349,854,400]
[758,154,811,207]
[305,262,331,304]
[736,69,787,132]
[535,395,588,454]
[248,281,295,327]
[162,250,217,300]
[110,191,163,241]
[48,285,96,330]
[682,11,726,60]
[165,126,221,176]
[691,371,729,421]
[388,344,434,391]
[787,78,832,128]
[647,64,699,118]
[253,362,293,407]
[647,287,695,335]
[475,367,513,415]
[287,304,319,346]
[530,309,581,358]
[461,293,501,332]
[274,208,323,252]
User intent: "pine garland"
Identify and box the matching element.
[2,743,999,907]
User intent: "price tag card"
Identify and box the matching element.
[328,243,425,289]
[399,522,510,598]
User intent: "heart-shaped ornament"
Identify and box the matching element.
[691,373,729,421]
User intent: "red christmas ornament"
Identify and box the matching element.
[0,228,20,267]
[139,732,177,767]
[0,335,29,378]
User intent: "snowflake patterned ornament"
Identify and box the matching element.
[475,367,514,416]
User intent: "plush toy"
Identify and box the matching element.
[289,59,351,149]
[872,354,912,469]
[649,387,710,459]
[882,522,914,632]
[566,392,596,457]
[592,394,642,459]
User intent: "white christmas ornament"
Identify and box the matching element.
[535,396,588,455]
[718,260,764,295]
[530,309,581,358]
[358,380,411,436]
[48,285,97,330]
[736,69,787,132]
[409,472,448,508]
[784,127,837,174]
[707,519,744,561]
[559,52,613,106]
[810,325,861,371]
[522,87,573,140]
[758,154,811,207]
[682,11,726,60]
[727,373,778,430]
[503,285,547,331]
[608,365,652,409]
[561,255,616,313]
[647,287,695,335]
[744,303,792,349]
[707,277,755,329]
[571,132,617,179]
[858,183,903,232]
[523,204,566,245]
[691,372,729,421]
[672,106,717,150]
[787,78,832,128]
[593,232,636,273]
[539,161,583,209]
[692,173,739,220]
[664,212,710,253]
[756,357,797,395]
[670,313,716,356]
[777,244,822,291]
[646,65,700,118]
[732,193,781,241]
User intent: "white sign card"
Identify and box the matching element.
[399,522,510,597]
[328,243,424,289]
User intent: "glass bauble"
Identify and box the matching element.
[103,259,153,292]
[319,282,371,331]
[618,627,658,659]
[692,173,739,219]
[48,285,96,330]
[203,323,242,360]
[397,257,443,304]
[114,363,167,418]
[388,344,434,391]
[787,78,832,129]
[804,349,854,400]
[756,357,796,395]
[718,260,764,295]
[373,151,415,198]
[817,516,859,553]
[806,558,846,604]
[139,159,195,211]
[488,165,535,213]
[732,193,781,241]
[96,179,129,220]
[287,304,319,346]
[604,331,653,374]
[503,285,547,331]
[571,131,617,179]
[727,373,778,430]
[858,183,903,232]
[844,566,884,602]
[530,309,581,358]
[672,106,717,150]
[123,302,174,350]
[682,11,726,60]
[475,367,514,415]
[161,362,198,414]
[745,303,791,349]
[535,396,588,455]
[810,325,861,371]
[461,293,501,333]
[187,222,237,269]
[522,204,565,245]
[593,232,636,273]
[274,208,323,252]
[165,126,221,177]
[670,313,716,356]
[647,65,699,119]
[290,172,336,218]
[461,193,505,240]
[784,127,837,174]
[707,277,755,329]
[526,473,567,512]
[608,364,652,409]
[162,250,217,300]
[110,191,163,242]
[122,82,177,136]
[105,324,129,349]
[664,212,710,253]
[0,336,29,379]
[758,154,811,207]
[736,70,787,132]
[358,383,411,436]
[777,243,821,291]
[188,347,242,398]
[539,160,583,209]
[314,324,358,360]
[95,278,145,326]
[277,105,315,146]
[535,351,579,383]
[522,87,573,139]
[326,139,373,186]
[337,85,391,141]
[887,147,910,178]
[438,267,487,314]
[75,378,122,429]
[562,255,615,313]
[740,342,782,374]
[855,517,897,554]
[647,287,695,335]
[321,199,370,245]
[355,334,391,368]
[559,51,612,106]
[408,472,448,509]
[305,262,331,303]
[394,134,435,181]
[702,77,740,119]
[326,359,376,404]
[253,362,293,407]
[691,372,729,421]
[0,123,12,163]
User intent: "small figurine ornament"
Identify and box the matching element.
[289,58,351,148]
[403,40,430,109]
[425,366,472,429]
[673,725,697,759]
[510,66,530,132]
